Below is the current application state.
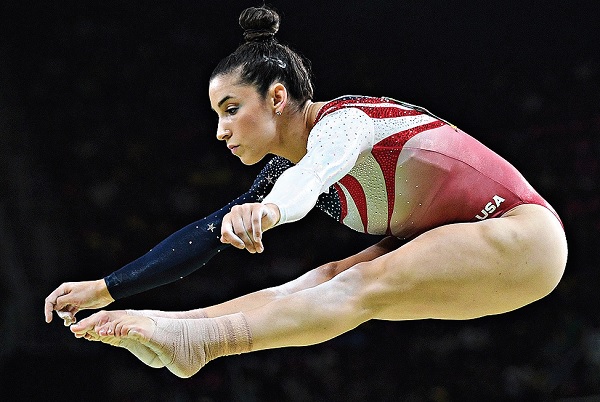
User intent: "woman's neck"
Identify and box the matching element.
[275,100,326,163]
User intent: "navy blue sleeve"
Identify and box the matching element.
[104,157,294,300]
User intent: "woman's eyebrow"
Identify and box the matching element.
[217,95,233,108]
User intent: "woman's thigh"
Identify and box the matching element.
[355,204,567,320]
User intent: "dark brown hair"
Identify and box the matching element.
[210,6,314,108]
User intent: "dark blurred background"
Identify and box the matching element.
[1,1,599,401]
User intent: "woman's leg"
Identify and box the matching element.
[249,204,566,349]
[85,204,567,376]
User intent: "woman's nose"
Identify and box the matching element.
[216,128,231,141]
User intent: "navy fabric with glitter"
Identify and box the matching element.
[104,156,340,300]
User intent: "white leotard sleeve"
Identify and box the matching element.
[262,107,374,225]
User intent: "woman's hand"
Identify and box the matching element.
[220,203,280,253]
[44,279,115,325]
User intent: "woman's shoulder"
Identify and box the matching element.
[314,95,393,122]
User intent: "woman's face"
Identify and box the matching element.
[209,73,278,165]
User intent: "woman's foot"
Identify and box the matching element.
[89,312,252,378]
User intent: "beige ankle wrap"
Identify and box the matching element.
[140,312,252,378]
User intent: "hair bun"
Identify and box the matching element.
[239,6,280,42]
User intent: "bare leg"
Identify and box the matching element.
[90,205,566,376]
[246,205,567,350]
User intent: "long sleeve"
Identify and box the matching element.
[262,108,373,225]
[104,157,294,300]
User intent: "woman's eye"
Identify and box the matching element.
[226,107,238,115]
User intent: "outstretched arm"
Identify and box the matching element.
[45,157,296,324]
[44,195,240,324]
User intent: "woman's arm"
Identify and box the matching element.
[44,157,295,323]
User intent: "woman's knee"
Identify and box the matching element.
[316,261,344,281]
[333,261,396,318]
[493,205,567,302]
[273,260,348,298]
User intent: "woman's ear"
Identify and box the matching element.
[270,82,288,115]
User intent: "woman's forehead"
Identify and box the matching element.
[209,75,259,105]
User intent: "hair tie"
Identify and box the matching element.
[243,29,275,42]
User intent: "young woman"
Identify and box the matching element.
[47,6,567,378]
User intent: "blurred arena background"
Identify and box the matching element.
[1,1,599,401]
